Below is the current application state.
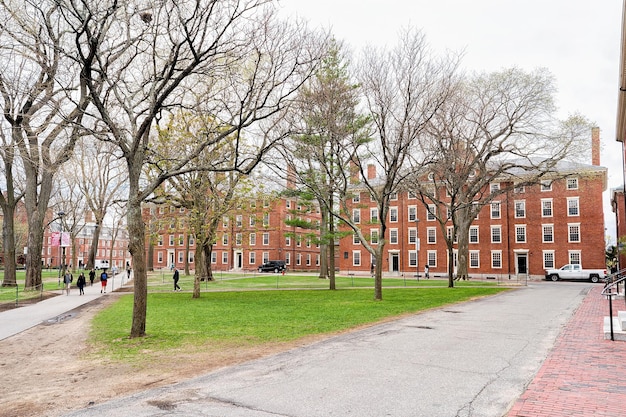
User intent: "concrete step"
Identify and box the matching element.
[603,316,626,341]
[619,311,626,330]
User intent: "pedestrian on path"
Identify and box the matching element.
[77,272,86,295]
[89,269,95,286]
[100,269,108,293]
[424,264,429,279]
[173,267,181,291]
[63,271,73,295]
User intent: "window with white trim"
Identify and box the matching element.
[491,251,502,268]
[222,252,228,264]
[408,228,417,244]
[353,250,361,266]
[427,250,437,267]
[542,225,554,243]
[370,208,379,223]
[515,225,526,243]
[569,251,581,265]
[389,207,398,222]
[490,182,500,193]
[514,200,526,218]
[568,224,580,242]
[249,252,256,264]
[427,227,436,244]
[567,197,579,216]
[447,226,457,243]
[543,251,555,269]
[222,233,228,245]
[235,233,242,246]
[491,202,501,219]
[263,251,269,263]
[491,226,501,243]
[263,213,270,227]
[262,232,269,245]
[211,251,217,264]
[409,250,417,267]
[567,177,579,190]
[236,215,242,227]
[250,233,256,246]
[353,233,361,245]
[306,254,311,266]
[169,235,174,245]
[158,251,163,263]
[371,229,379,244]
[427,204,436,221]
[542,199,553,217]
[389,228,398,244]
[469,226,479,244]
[353,208,361,224]
[541,180,552,191]
[408,206,417,221]
[285,252,291,265]
[469,251,479,268]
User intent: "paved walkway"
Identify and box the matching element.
[0,272,128,341]
[507,285,626,417]
[2,281,625,416]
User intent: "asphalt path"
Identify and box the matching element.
[62,281,592,417]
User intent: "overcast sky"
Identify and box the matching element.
[279,0,624,243]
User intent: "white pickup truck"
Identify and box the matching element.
[544,264,606,283]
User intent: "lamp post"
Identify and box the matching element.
[415,218,420,281]
[57,211,66,286]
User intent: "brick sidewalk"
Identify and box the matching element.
[507,285,626,417]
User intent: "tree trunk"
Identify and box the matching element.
[86,221,101,270]
[327,204,336,289]
[2,204,17,287]
[318,207,328,279]
[374,243,384,300]
[127,179,148,338]
[24,212,44,290]
[184,233,190,276]
[455,214,472,282]
[447,242,455,288]
[192,242,206,299]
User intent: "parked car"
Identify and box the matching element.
[544,264,606,283]
[258,260,286,273]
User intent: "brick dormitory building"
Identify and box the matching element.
[339,133,607,281]
[143,131,607,280]
[142,195,322,273]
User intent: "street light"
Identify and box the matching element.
[57,211,65,285]
[415,218,420,281]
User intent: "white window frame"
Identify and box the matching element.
[427,204,436,221]
[541,180,552,191]
[408,250,417,267]
[389,228,398,244]
[541,199,553,217]
[543,250,555,269]
[249,233,256,246]
[568,223,580,243]
[408,205,417,221]
[491,202,501,219]
[469,226,479,244]
[371,229,379,245]
[408,227,417,244]
[542,224,554,243]
[262,232,270,245]
[567,177,579,190]
[469,251,480,268]
[569,250,581,265]
[353,208,361,224]
[222,252,228,264]
[515,225,526,243]
[427,250,437,267]
[389,207,398,223]
[567,197,579,217]
[491,251,502,269]
[514,200,526,218]
[427,227,436,244]
[370,208,379,223]
[491,226,501,243]
[249,252,256,264]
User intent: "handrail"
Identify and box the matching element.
[601,268,626,342]
[601,269,626,296]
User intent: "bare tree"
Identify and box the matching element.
[61,0,325,337]
[407,67,590,286]
[0,0,89,290]
[76,138,127,270]
[343,29,459,300]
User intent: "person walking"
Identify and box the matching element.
[63,271,73,295]
[77,272,86,295]
[173,267,181,292]
[89,269,95,286]
[424,264,430,279]
[100,269,108,293]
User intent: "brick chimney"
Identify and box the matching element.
[367,164,376,180]
[591,126,600,166]
[349,161,359,184]
[286,163,296,190]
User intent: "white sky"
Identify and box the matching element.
[279,0,624,244]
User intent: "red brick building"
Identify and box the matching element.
[41,211,130,271]
[338,161,607,281]
[143,195,322,272]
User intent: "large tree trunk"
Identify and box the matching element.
[86,221,101,270]
[127,172,148,338]
[454,210,472,282]
[192,242,206,299]
[2,205,17,287]
[24,212,45,290]
[374,243,384,300]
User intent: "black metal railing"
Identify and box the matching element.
[601,269,626,341]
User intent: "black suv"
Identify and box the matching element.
[258,260,286,273]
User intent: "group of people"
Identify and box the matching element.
[62,266,130,295]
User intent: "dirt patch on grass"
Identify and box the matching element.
[0,295,322,417]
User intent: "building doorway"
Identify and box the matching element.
[235,251,243,270]
[516,253,528,275]
[390,252,399,273]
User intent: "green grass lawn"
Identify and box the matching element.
[91,286,510,361]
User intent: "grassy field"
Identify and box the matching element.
[91,281,509,360]
[1,269,510,362]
